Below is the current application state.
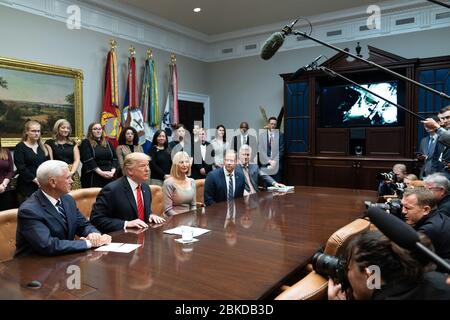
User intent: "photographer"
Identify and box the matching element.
[401,187,450,263]
[377,163,407,197]
[327,230,450,300]
[423,173,450,218]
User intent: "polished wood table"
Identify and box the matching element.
[0,187,377,300]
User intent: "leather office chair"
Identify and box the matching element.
[150,185,164,216]
[68,187,101,220]
[0,208,18,262]
[275,218,371,300]
[195,179,205,207]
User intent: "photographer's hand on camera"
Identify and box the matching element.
[327,278,347,300]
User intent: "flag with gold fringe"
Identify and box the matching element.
[101,40,121,148]
[161,54,179,139]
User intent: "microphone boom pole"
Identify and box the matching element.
[317,66,425,120]
[292,30,450,101]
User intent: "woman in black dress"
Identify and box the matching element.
[79,122,117,188]
[45,119,81,189]
[148,129,172,186]
[0,139,16,210]
[14,120,52,204]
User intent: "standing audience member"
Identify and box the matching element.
[258,117,285,184]
[90,153,165,233]
[169,124,191,157]
[418,115,439,178]
[210,125,228,169]
[191,128,215,179]
[45,119,81,190]
[15,160,111,257]
[232,121,257,162]
[423,173,450,217]
[204,149,245,206]
[148,129,172,186]
[162,151,196,216]
[116,126,143,177]
[328,230,450,300]
[401,187,450,263]
[14,120,52,204]
[0,140,16,210]
[79,122,117,188]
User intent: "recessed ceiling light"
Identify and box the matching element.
[193,7,201,13]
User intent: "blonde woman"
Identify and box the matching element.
[45,119,81,189]
[162,151,196,216]
[14,120,52,204]
[79,122,117,188]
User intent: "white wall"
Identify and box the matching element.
[208,27,450,131]
[0,6,209,134]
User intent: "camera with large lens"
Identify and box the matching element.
[312,252,349,290]
[376,171,395,181]
[388,182,407,198]
[365,198,403,219]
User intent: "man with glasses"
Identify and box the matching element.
[423,173,450,217]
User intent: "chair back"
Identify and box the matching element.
[150,185,164,216]
[195,179,205,206]
[0,209,18,262]
[68,187,101,220]
[275,218,371,300]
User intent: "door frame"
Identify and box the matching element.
[178,90,210,130]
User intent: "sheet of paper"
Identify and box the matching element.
[95,242,141,253]
[163,226,210,238]
[267,186,295,192]
[175,238,199,244]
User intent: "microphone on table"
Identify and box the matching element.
[367,207,450,273]
[260,19,298,60]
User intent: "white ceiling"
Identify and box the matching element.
[106,0,389,35]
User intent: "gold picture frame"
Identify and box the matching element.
[0,56,83,147]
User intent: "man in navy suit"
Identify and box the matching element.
[204,150,245,206]
[91,152,165,233]
[15,160,111,257]
[236,144,285,195]
[258,117,285,184]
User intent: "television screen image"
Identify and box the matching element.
[318,81,399,127]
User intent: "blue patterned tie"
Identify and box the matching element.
[55,200,68,224]
[228,173,234,201]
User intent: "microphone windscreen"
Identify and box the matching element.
[260,32,285,60]
[367,207,419,250]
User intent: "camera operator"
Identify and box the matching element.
[327,230,450,300]
[377,163,407,197]
[401,187,450,264]
[423,173,450,218]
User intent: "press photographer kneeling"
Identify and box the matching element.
[377,164,407,198]
[323,230,450,300]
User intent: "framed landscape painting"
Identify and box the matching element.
[0,57,83,147]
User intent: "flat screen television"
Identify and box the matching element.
[318,80,403,127]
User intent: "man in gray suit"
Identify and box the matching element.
[418,115,440,178]
[237,144,284,195]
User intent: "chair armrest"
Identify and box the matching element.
[275,271,328,300]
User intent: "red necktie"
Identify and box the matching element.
[136,184,145,221]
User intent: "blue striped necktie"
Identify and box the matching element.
[228,173,234,201]
[55,200,68,224]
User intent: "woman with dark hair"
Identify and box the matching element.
[328,230,450,300]
[79,122,117,188]
[211,124,228,168]
[0,139,16,210]
[116,126,143,176]
[148,129,171,186]
[45,119,81,189]
[14,120,52,204]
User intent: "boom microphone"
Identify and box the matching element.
[260,19,298,60]
[290,55,324,81]
[367,207,450,272]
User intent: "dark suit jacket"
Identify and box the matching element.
[419,135,437,177]
[204,168,245,206]
[236,163,275,191]
[191,141,215,180]
[15,190,98,257]
[257,130,285,175]
[232,134,258,153]
[90,176,153,233]
[415,210,450,261]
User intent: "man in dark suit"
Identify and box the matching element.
[204,150,245,206]
[418,116,439,178]
[236,144,284,195]
[232,122,257,161]
[91,152,165,233]
[15,160,111,257]
[258,117,285,184]
[191,128,215,179]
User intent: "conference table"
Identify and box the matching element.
[0,186,377,300]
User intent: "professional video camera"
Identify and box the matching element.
[376,171,396,181]
[312,252,350,290]
[365,198,403,220]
